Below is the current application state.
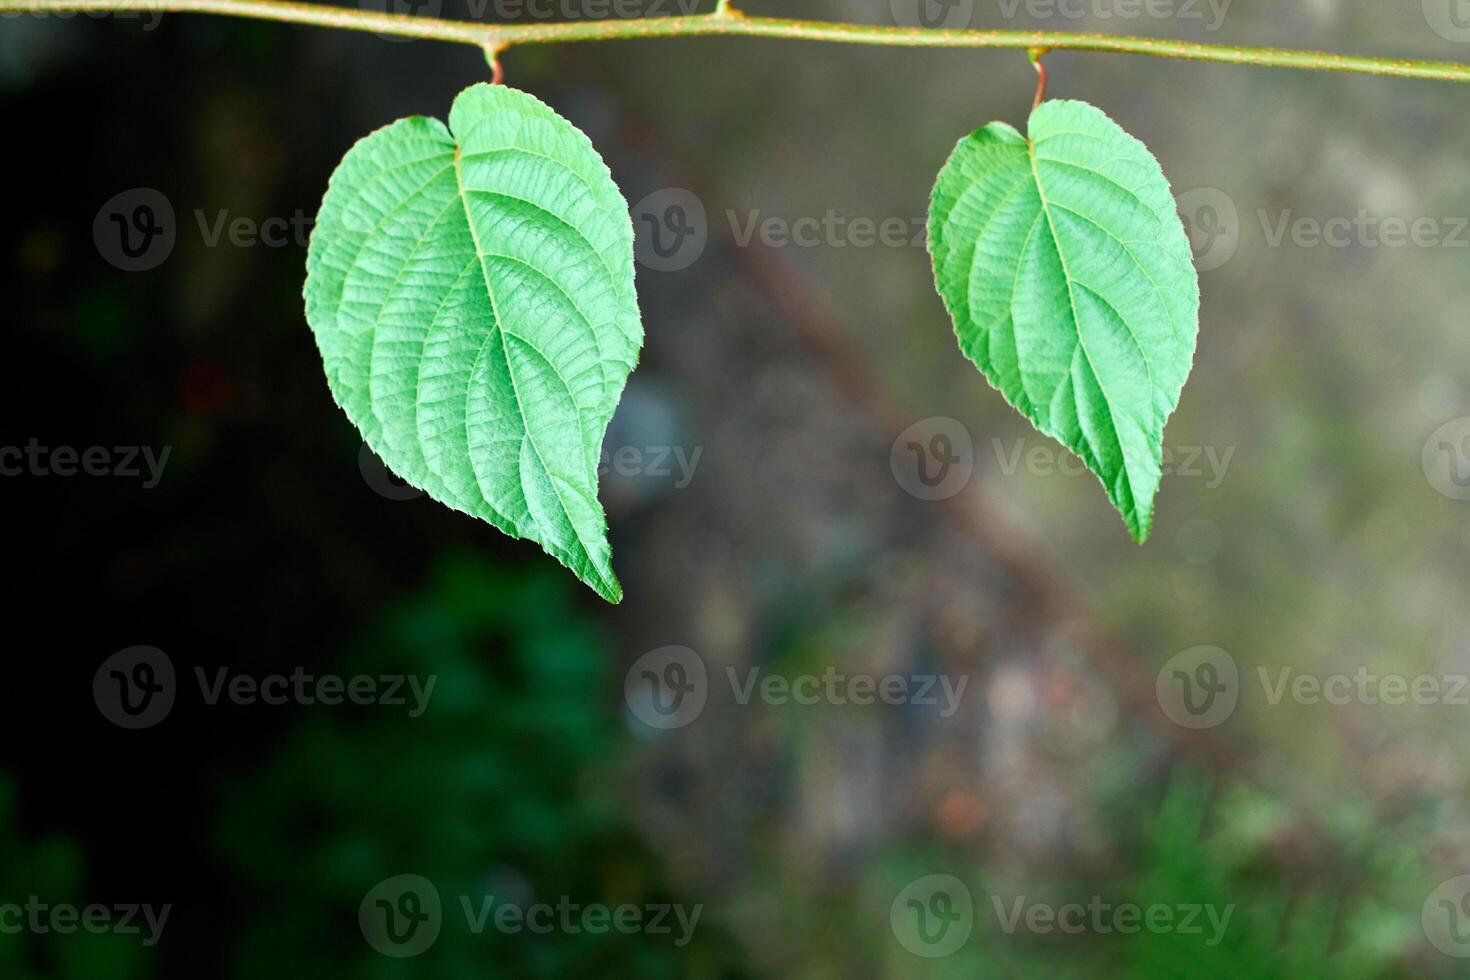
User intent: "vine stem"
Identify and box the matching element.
[2,0,1470,84]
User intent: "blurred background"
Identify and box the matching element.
[3,0,1470,975]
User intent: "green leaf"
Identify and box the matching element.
[928,99,1199,541]
[304,83,642,602]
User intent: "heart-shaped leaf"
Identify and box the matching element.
[928,99,1199,541]
[305,83,642,602]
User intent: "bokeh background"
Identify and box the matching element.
[4,0,1470,975]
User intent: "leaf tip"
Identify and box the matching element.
[1124,506,1154,545]
[594,573,624,605]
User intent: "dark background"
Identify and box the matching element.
[4,0,1470,976]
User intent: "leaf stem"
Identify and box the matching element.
[3,0,1469,84]
[484,41,505,84]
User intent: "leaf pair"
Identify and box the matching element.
[304,87,1199,603]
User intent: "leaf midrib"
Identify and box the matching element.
[455,134,633,420]
[451,144,616,598]
[1026,131,1144,528]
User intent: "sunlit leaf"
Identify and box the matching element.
[305,83,642,601]
[929,99,1199,541]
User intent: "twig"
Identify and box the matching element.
[1,2,1469,84]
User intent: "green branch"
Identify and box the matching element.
[2,0,1469,83]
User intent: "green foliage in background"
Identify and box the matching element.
[854,772,1424,978]
[1119,774,1419,979]
[0,777,153,980]
[213,555,739,978]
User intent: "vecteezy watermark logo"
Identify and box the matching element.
[624,646,708,730]
[94,188,176,272]
[1424,0,1470,42]
[93,646,176,730]
[1175,188,1470,269]
[1259,211,1470,249]
[598,445,703,488]
[726,210,929,250]
[632,188,708,272]
[469,0,702,19]
[890,417,975,501]
[0,899,171,947]
[194,208,313,249]
[993,0,1231,29]
[1175,187,1240,272]
[96,189,317,269]
[360,875,442,958]
[1160,651,1470,724]
[360,444,425,501]
[1155,646,1239,729]
[1424,875,1470,957]
[1423,417,1470,500]
[461,895,702,945]
[357,0,442,41]
[890,875,974,958]
[728,667,969,717]
[192,667,436,715]
[0,441,171,488]
[94,648,437,728]
[624,647,968,729]
[890,0,976,29]
[992,894,1233,945]
[0,7,163,29]
[990,439,1235,488]
[1257,667,1470,707]
[360,874,700,956]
